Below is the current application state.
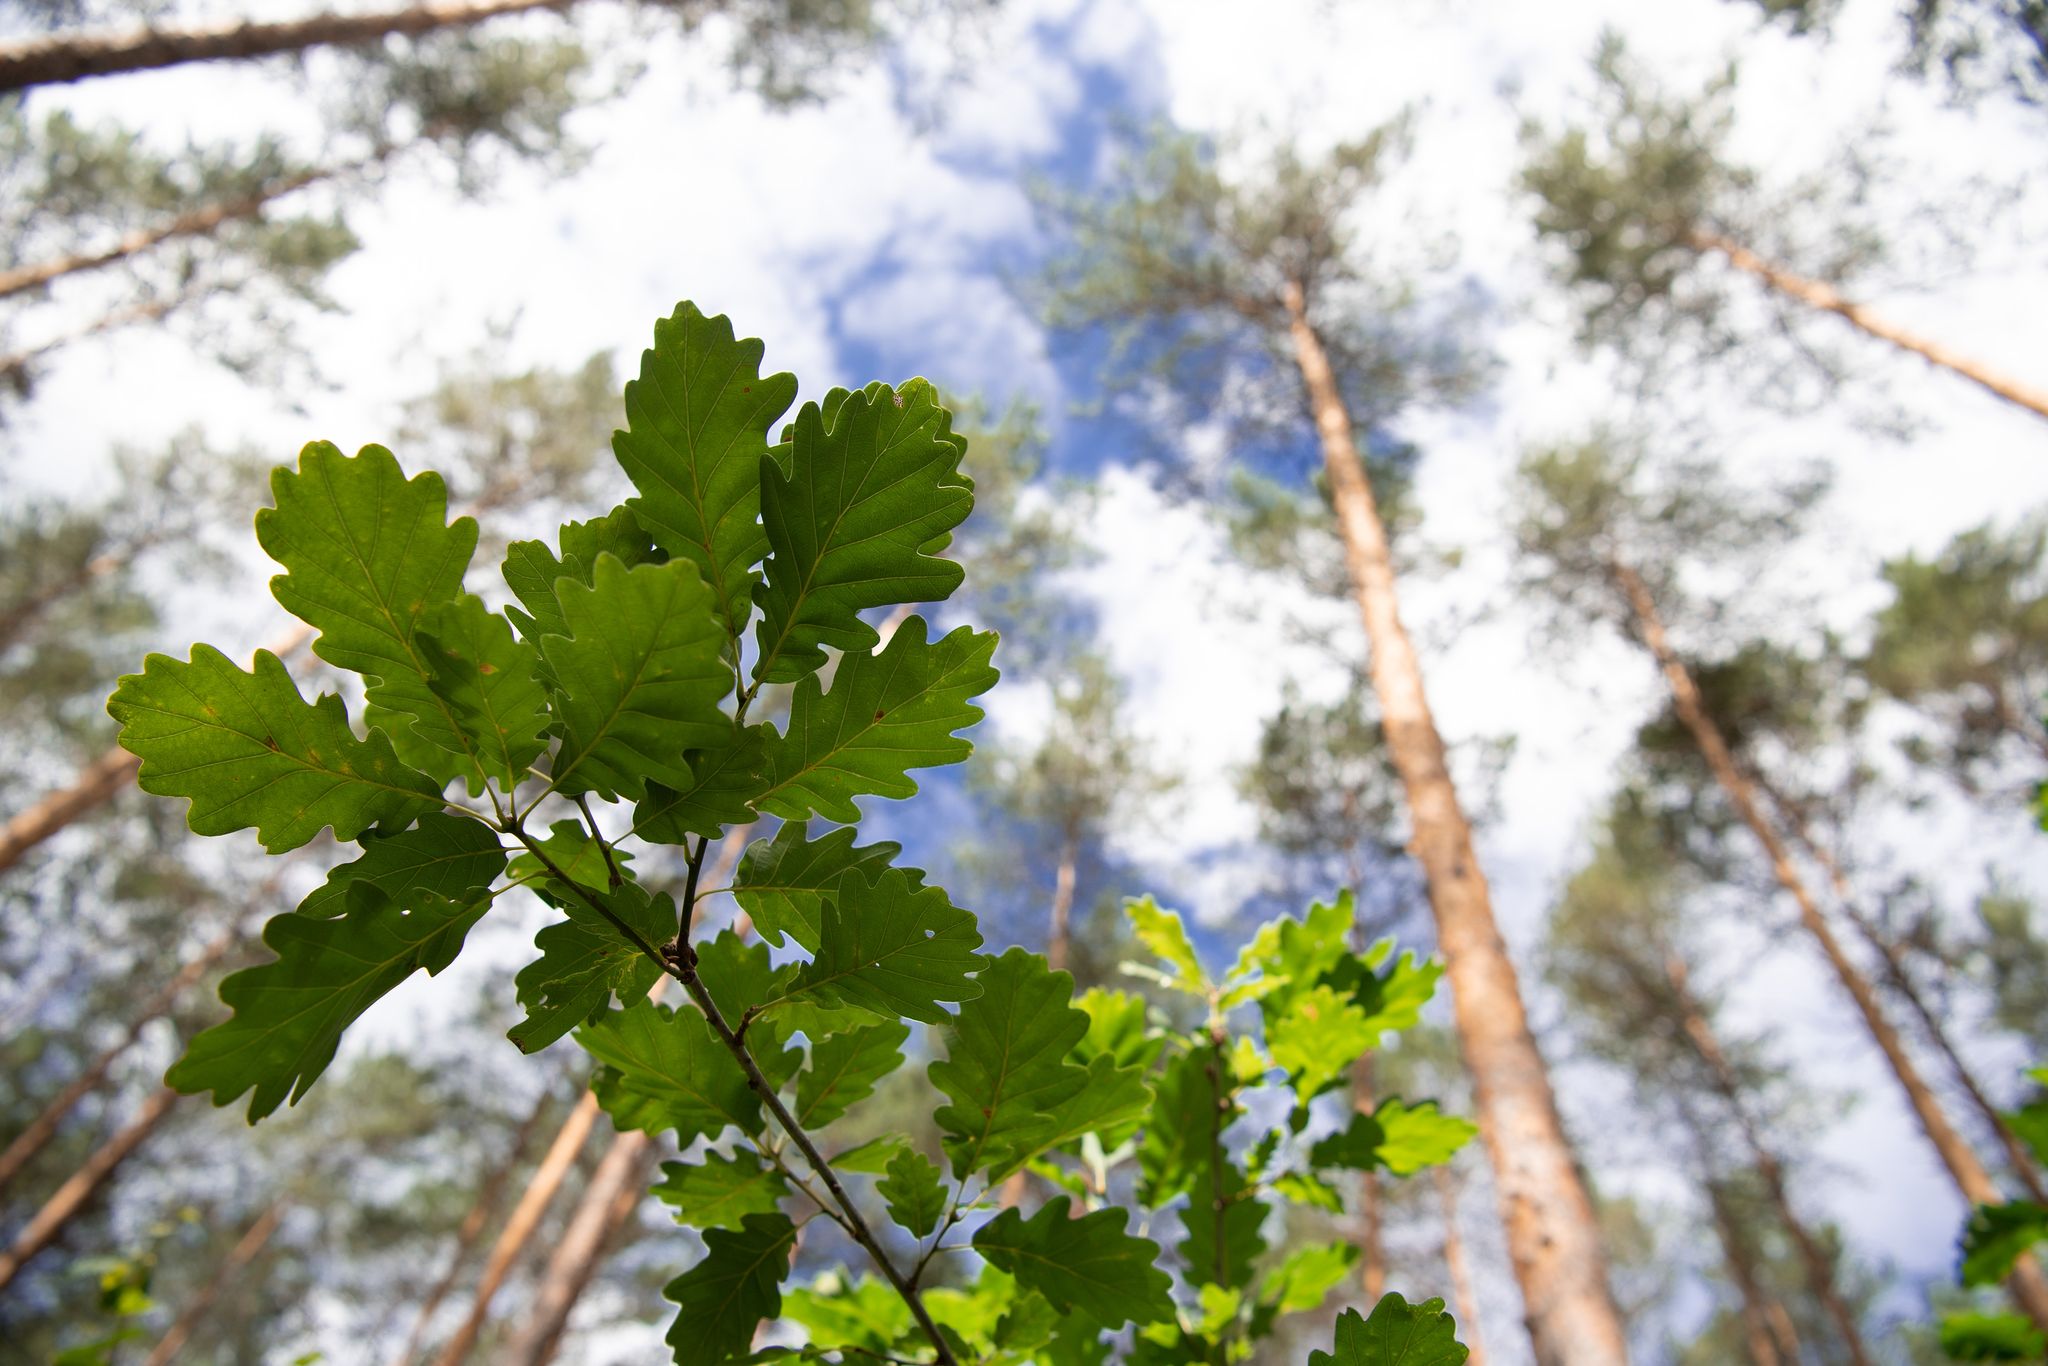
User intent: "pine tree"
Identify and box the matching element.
[1515,432,2048,1332]
[1046,123,1627,1365]
[1523,34,2048,423]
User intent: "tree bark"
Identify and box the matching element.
[0,159,365,303]
[1046,828,1077,973]
[0,1086,177,1291]
[1611,555,2048,1332]
[500,1130,661,1366]
[0,620,312,878]
[1353,1054,1387,1301]
[0,928,234,1196]
[1686,227,2048,425]
[1283,281,1629,1366]
[141,1197,285,1366]
[1665,957,1873,1365]
[1760,780,2048,1205]
[388,1089,556,1366]
[1701,1175,1791,1366]
[428,1087,601,1366]
[1434,1164,1488,1366]
[0,0,569,93]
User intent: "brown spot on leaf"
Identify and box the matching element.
[477,661,496,675]
[873,709,885,721]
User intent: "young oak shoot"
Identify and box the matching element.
[109,302,1478,1363]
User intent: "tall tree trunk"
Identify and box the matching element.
[1664,957,1872,1365]
[1353,1055,1387,1301]
[0,619,312,878]
[501,1131,661,1366]
[389,1089,557,1366]
[1046,828,1077,973]
[1685,227,2048,425]
[0,928,234,1195]
[1434,1164,1488,1366]
[1700,1175,1791,1366]
[0,0,569,92]
[1760,779,2048,1205]
[0,1086,177,1291]
[428,1089,601,1366]
[0,156,374,303]
[141,1198,285,1366]
[1282,282,1628,1366]
[1611,556,2048,1331]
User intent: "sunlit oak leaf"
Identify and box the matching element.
[755,619,997,824]
[107,645,440,853]
[616,303,798,642]
[753,379,973,684]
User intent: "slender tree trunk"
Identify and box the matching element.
[1611,556,2048,1331]
[1353,1054,1387,1301]
[501,1131,661,1366]
[1701,1176,1790,1366]
[0,928,234,1196]
[1046,828,1077,973]
[0,1086,177,1291]
[0,621,312,877]
[1,293,182,393]
[1434,1164,1488,1366]
[0,0,570,93]
[1282,282,1628,1366]
[389,1089,557,1366]
[1760,779,2048,1205]
[1685,227,2048,425]
[1665,957,1873,1365]
[141,1198,285,1366]
[0,158,370,303]
[429,1088,601,1366]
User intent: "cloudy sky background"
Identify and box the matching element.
[10,0,2048,1356]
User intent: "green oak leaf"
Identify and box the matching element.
[1225,891,1352,1012]
[168,874,499,1119]
[651,1150,789,1231]
[1272,1170,1345,1213]
[732,822,903,951]
[506,818,634,895]
[1126,896,1208,994]
[752,379,973,684]
[771,869,982,1025]
[616,303,798,641]
[1941,1310,2048,1361]
[931,948,1090,1180]
[508,883,675,1053]
[254,442,484,786]
[1038,1054,1152,1153]
[107,646,440,853]
[501,506,666,645]
[1963,1200,2048,1287]
[694,929,802,1090]
[1311,1099,1476,1176]
[795,1021,910,1128]
[784,1276,915,1357]
[829,1135,908,1173]
[414,594,550,792]
[1261,1241,1359,1316]
[578,998,759,1143]
[1268,983,1378,1101]
[972,1198,1173,1327]
[539,555,732,800]
[662,1213,796,1366]
[1309,1295,1470,1366]
[1138,1047,1236,1205]
[1073,988,1163,1072]
[878,1147,947,1238]
[755,619,998,823]
[1180,1162,1266,1290]
[635,727,771,844]
[296,812,505,919]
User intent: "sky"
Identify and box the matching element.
[8,0,2048,1358]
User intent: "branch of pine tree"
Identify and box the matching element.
[0,1086,178,1291]
[0,0,570,93]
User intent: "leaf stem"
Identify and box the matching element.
[506,826,668,967]
[571,794,623,889]
[676,834,709,945]
[677,965,959,1366]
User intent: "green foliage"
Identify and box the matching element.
[1308,1295,1471,1365]
[117,302,1473,1364]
